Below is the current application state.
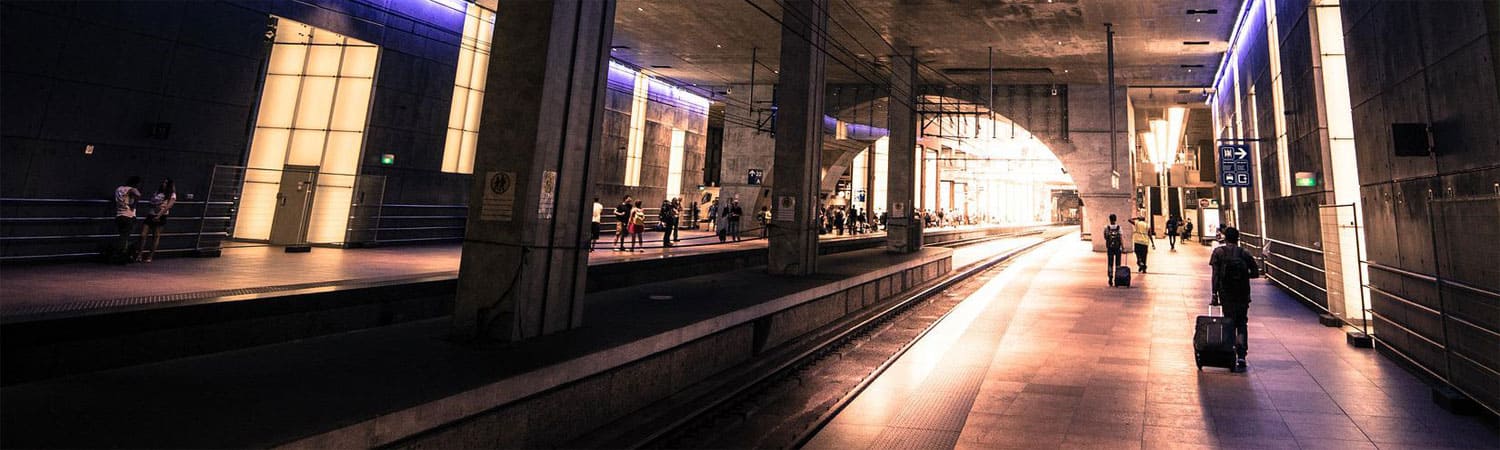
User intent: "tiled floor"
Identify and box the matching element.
[807,234,1499,450]
[0,226,894,317]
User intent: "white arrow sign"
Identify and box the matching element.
[1233,147,1248,160]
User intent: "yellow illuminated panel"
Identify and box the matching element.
[666,129,686,200]
[624,73,649,186]
[440,3,497,174]
[237,16,378,244]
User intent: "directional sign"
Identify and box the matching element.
[1218,144,1253,188]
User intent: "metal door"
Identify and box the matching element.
[269,166,317,245]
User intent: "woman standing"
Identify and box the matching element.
[629,200,646,252]
[136,178,176,262]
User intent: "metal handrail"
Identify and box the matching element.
[1441,278,1500,300]
[1264,237,1323,255]
[1365,260,1439,282]
[1366,284,1443,316]
[1264,261,1328,292]
[1270,251,1325,274]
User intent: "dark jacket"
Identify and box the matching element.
[1210,244,1259,303]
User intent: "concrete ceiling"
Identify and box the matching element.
[611,0,1244,91]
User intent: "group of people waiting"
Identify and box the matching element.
[590,196,752,252]
[816,206,877,236]
[112,176,177,263]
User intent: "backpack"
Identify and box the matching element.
[1222,246,1255,284]
[1104,225,1123,250]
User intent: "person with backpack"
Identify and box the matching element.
[1104,213,1125,286]
[629,200,646,252]
[658,199,677,248]
[613,196,632,251]
[1210,226,1260,373]
[1182,219,1195,244]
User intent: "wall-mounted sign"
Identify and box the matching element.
[1294,171,1318,187]
[480,171,515,221]
[747,169,764,185]
[380,153,396,165]
[1218,144,1253,187]
[774,196,795,222]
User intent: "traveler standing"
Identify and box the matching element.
[833,208,845,236]
[708,200,720,232]
[135,178,176,262]
[1104,214,1124,285]
[728,200,743,241]
[1210,226,1259,372]
[670,198,683,243]
[614,196,632,251]
[590,198,603,252]
[114,176,143,240]
[1166,215,1180,251]
[1182,219,1195,244]
[629,200,645,251]
[758,206,771,238]
[659,199,677,248]
[1128,214,1155,272]
[716,202,731,242]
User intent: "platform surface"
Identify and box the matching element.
[807,236,1500,450]
[0,225,930,319]
[0,232,1044,449]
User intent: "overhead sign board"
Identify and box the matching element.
[1218,144,1253,188]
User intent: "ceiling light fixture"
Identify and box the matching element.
[636,7,643,12]
[1183,41,1211,45]
[1185,9,1219,15]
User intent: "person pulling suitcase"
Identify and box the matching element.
[1208,226,1259,372]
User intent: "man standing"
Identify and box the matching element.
[590,198,603,252]
[728,200,744,241]
[613,195,633,251]
[659,199,677,248]
[114,176,143,240]
[1103,213,1124,286]
[1166,215,1180,251]
[1128,214,1155,272]
[1210,226,1259,372]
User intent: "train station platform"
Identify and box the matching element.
[0,225,917,320]
[0,229,1060,449]
[806,236,1500,450]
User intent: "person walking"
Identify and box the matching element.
[135,178,176,262]
[1128,214,1155,272]
[707,200,720,233]
[613,195,633,251]
[728,200,743,241]
[1166,215,1181,251]
[1104,213,1125,286]
[1210,226,1260,373]
[590,198,603,252]
[629,200,646,252]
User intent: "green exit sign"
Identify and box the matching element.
[380,153,395,165]
[1294,171,1317,187]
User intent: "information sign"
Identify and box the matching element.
[1219,144,1253,188]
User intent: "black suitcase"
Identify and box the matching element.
[1113,265,1131,287]
[1194,306,1237,370]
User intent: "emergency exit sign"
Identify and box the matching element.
[1219,144,1252,187]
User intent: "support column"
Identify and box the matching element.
[885,50,921,253]
[453,0,615,341]
[767,0,827,275]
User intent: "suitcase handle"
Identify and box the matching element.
[1207,302,1222,317]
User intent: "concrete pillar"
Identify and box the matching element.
[885,50,922,253]
[453,0,615,341]
[766,0,827,276]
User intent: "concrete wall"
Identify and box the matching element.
[594,81,710,208]
[1342,0,1500,413]
[1213,0,1499,413]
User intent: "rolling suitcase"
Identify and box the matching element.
[1194,305,1237,370]
[1113,265,1131,287]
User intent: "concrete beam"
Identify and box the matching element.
[454,0,615,341]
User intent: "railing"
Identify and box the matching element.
[0,197,232,262]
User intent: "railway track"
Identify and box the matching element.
[574,227,1071,449]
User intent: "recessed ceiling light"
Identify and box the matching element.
[715,44,722,48]
[1185,9,1219,15]
[1183,41,1211,45]
[1196,18,1202,22]
[636,7,644,12]
[1063,69,1070,73]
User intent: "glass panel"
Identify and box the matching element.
[329,77,372,131]
[463,89,484,131]
[267,43,307,75]
[274,20,312,44]
[447,86,469,130]
[454,44,475,89]
[322,131,364,175]
[246,128,290,169]
[305,45,343,77]
[306,178,354,244]
[476,9,496,51]
[441,128,462,173]
[293,77,337,129]
[458,131,479,174]
[256,75,302,128]
[469,47,491,92]
[287,129,327,166]
[667,129,685,200]
[340,45,378,78]
[311,28,344,45]
[233,180,279,240]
